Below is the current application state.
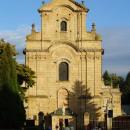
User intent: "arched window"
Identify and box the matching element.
[61,21,67,31]
[59,62,68,81]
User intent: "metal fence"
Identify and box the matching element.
[88,119,130,130]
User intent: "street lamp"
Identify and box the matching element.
[106,97,113,130]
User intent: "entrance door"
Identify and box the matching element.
[65,119,69,127]
[59,119,63,130]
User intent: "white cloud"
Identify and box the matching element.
[0,26,129,76]
[0,25,31,63]
[0,25,31,48]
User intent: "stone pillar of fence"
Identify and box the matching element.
[84,112,90,130]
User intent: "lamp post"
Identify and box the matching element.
[106,80,113,130]
[102,86,113,130]
[107,98,113,130]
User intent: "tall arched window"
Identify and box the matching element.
[59,62,68,81]
[61,21,67,31]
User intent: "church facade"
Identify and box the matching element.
[25,0,122,128]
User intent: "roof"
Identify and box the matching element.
[38,0,89,13]
[51,108,77,116]
[69,0,89,12]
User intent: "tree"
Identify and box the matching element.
[0,85,26,128]
[0,39,26,128]
[16,63,35,99]
[111,73,121,88]
[69,81,100,130]
[124,72,130,92]
[0,39,18,92]
[16,64,35,88]
[103,71,111,86]
[118,76,125,92]
[121,72,130,105]
[103,70,124,88]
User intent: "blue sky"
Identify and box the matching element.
[0,0,130,77]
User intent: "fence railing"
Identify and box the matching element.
[88,119,130,130]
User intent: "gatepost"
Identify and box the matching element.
[84,112,90,130]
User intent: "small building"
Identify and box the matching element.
[52,108,76,130]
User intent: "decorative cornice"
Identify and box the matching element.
[69,0,89,12]
[25,49,48,53]
[38,9,52,13]
[26,39,41,42]
[24,48,103,53]
[27,95,48,98]
[48,41,79,52]
[76,39,102,42]
[79,48,103,53]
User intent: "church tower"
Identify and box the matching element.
[25,0,121,128]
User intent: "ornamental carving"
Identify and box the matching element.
[86,55,94,60]
[95,56,100,60]
[83,55,100,60]
[27,54,47,60]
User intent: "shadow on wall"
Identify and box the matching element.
[69,81,100,128]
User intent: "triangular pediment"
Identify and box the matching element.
[38,0,89,13]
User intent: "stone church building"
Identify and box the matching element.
[25,0,122,129]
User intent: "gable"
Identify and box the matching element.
[38,0,89,13]
[69,0,88,11]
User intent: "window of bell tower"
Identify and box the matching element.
[61,21,67,31]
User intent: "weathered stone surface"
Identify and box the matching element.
[25,0,121,124]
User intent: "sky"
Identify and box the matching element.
[0,0,130,77]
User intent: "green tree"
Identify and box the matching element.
[0,86,25,128]
[103,70,124,89]
[0,39,18,92]
[16,64,35,88]
[0,39,26,128]
[16,63,35,99]
[121,72,130,105]
[111,73,121,88]
[118,76,125,92]
[124,72,130,92]
[103,71,111,86]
